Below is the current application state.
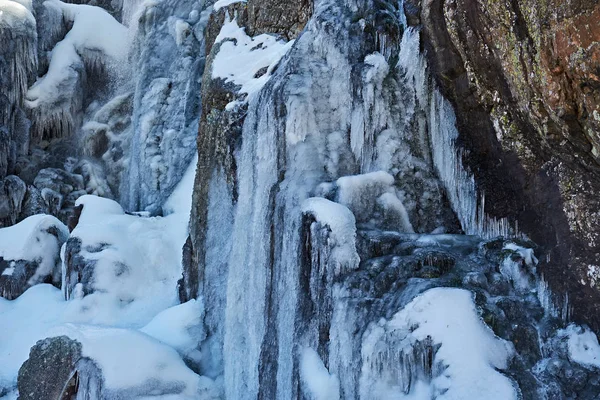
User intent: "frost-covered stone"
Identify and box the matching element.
[16,326,217,400]
[34,167,84,196]
[18,184,49,220]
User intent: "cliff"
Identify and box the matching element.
[411,0,600,331]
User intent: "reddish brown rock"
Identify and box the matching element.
[413,0,600,330]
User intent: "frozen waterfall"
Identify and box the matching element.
[0,0,599,399]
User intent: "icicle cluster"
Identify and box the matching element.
[0,0,37,154]
[25,0,129,144]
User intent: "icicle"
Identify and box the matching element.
[351,52,390,171]
[25,0,129,145]
[536,273,570,322]
[0,2,38,136]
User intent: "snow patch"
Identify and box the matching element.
[212,15,294,109]
[300,348,340,400]
[213,0,246,11]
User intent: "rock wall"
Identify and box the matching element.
[410,0,600,331]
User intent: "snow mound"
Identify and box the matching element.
[141,299,205,360]
[0,286,213,397]
[64,195,189,326]
[0,214,68,279]
[0,285,65,389]
[361,287,518,400]
[0,170,197,394]
[301,197,360,273]
[45,0,128,60]
[47,323,206,396]
[335,171,410,227]
[0,0,35,30]
[301,197,357,246]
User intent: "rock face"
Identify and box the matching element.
[410,0,600,331]
[17,336,105,400]
[16,336,89,400]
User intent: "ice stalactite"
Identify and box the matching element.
[350,52,390,172]
[383,21,517,239]
[296,198,360,396]
[196,168,235,377]
[0,0,37,110]
[429,89,514,238]
[0,0,37,175]
[537,274,571,322]
[222,86,281,400]
[0,175,27,227]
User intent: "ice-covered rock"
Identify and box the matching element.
[121,0,206,213]
[16,325,220,400]
[26,0,129,143]
[198,1,462,396]
[18,185,49,221]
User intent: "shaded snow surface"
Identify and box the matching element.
[0,157,215,399]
